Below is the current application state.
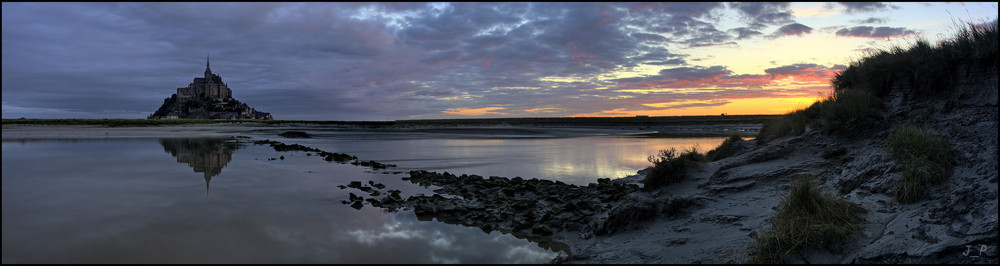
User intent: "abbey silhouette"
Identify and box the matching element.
[149,55,272,120]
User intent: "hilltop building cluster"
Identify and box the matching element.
[149,56,272,120]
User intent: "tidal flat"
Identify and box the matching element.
[1,122,742,263]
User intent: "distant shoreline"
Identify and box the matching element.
[1,115,778,127]
[1,121,760,140]
[2,116,769,140]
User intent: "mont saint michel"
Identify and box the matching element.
[4,2,998,265]
[148,56,272,120]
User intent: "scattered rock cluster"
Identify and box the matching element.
[278,131,311,138]
[339,170,649,243]
[253,139,396,169]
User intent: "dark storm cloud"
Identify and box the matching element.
[622,46,688,67]
[633,15,711,36]
[2,2,412,120]
[395,2,643,78]
[642,59,688,66]
[835,26,918,38]
[852,17,887,24]
[371,2,431,12]
[728,2,811,41]
[770,23,813,38]
[631,32,668,43]
[379,2,652,117]
[533,3,637,70]
[729,27,765,40]
[624,2,723,17]
[832,2,895,14]
[0,2,706,119]
[729,2,795,29]
[620,3,738,47]
[657,66,732,80]
[1,2,843,120]
[611,65,732,84]
[683,29,738,47]
[400,3,518,46]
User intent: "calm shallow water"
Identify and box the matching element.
[2,132,729,263]
[260,128,731,186]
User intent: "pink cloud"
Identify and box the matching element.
[764,64,845,83]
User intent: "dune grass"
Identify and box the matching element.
[815,89,881,129]
[757,89,880,140]
[746,177,867,264]
[756,109,810,141]
[643,147,705,190]
[887,125,954,203]
[831,19,997,97]
[757,18,997,141]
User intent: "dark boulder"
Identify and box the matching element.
[279,131,311,138]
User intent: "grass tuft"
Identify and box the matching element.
[756,89,879,140]
[644,147,705,190]
[887,125,954,203]
[706,134,744,161]
[816,89,880,129]
[756,109,809,141]
[746,177,867,264]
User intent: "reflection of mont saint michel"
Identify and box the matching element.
[160,138,242,193]
[148,56,272,120]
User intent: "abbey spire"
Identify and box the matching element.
[205,53,212,76]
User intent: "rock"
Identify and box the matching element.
[532,224,554,236]
[662,197,695,218]
[345,170,646,248]
[279,131,311,138]
[821,146,848,159]
[599,193,659,235]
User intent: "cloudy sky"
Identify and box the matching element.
[2,2,997,120]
